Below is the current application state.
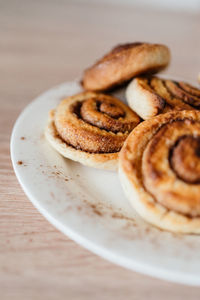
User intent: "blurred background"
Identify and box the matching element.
[1,0,199,103]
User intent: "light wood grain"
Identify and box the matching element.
[1,1,200,299]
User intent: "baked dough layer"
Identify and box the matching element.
[82,43,170,91]
[126,76,200,120]
[119,110,200,233]
[45,92,140,170]
[45,113,118,170]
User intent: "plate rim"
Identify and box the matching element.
[10,79,200,286]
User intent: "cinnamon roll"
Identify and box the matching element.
[119,110,200,233]
[45,92,140,170]
[82,43,170,91]
[126,76,200,120]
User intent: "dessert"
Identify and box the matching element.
[119,110,200,233]
[126,76,200,119]
[82,43,170,91]
[45,92,140,170]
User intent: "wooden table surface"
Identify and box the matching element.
[1,1,200,299]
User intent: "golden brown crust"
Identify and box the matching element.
[165,80,200,107]
[171,136,200,183]
[54,92,140,153]
[45,113,119,170]
[126,77,166,119]
[119,110,200,233]
[45,92,140,169]
[177,81,200,97]
[82,43,170,91]
[126,76,200,120]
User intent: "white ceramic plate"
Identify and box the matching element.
[11,79,200,286]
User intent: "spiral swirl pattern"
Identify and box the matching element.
[54,92,140,154]
[119,110,200,233]
[126,76,200,120]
